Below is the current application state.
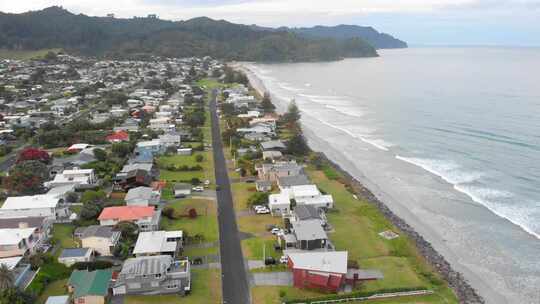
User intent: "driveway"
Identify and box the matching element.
[252,272,293,286]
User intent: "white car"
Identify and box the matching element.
[271,227,283,235]
[253,205,267,211]
[256,208,270,214]
[279,255,288,264]
[204,180,211,186]
[192,186,204,192]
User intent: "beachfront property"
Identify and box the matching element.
[256,161,304,182]
[112,255,191,296]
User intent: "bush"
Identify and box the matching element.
[195,154,204,162]
[247,192,269,207]
[162,206,176,219]
[191,178,201,185]
[71,261,113,271]
[188,208,198,219]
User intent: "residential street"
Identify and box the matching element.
[210,89,251,304]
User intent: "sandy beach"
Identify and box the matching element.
[234,62,540,304]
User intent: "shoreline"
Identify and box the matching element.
[234,63,485,303]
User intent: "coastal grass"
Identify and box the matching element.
[161,199,219,243]
[306,167,457,303]
[125,268,222,304]
[182,245,219,257]
[37,279,68,304]
[158,151,214,184]
[0,48,61,60]
[238,214,283,236]
[232,182,257,210]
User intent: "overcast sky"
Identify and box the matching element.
[1,0,539,46]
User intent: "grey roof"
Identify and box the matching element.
[59,247,92,258]
[75,225,117,239]
[256,180,272,187]
[120,255,173,276]
[292,219,327,241]
[121,163,153,173]
[0,216,47,229]
[125,186,153,201]
[278,174,311,188]
[293,205,321,221]
[174,183,191,190]
[260,140,286,150]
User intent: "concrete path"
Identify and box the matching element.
[252,272,293,286]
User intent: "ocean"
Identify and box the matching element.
[242,47,540,303]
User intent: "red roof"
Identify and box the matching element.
[98,206,154,221]
[106,130,129,142]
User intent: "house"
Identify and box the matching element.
[0,216,51,244]
[46,184,77,201]
[0,195,69,221]
[46,168,98,189]
[176,148,192,156]
[136,140,165,156]
[290,205,324,224]
[260,140,286,151]
[115,169,153,191]
[133,230,182,257]
[287,251,383,292]
[173,183,191,198]
[113,255,191,296]
[67,143,92,152]
[268,192,291,216]
[0,227,42,258]
[0,256,32,287]
[159,133,181,148]
[125,186,161,206]
[277,175,311,191]
[114,118,139,132]
[106,130,130,143]
[58,248,94,266]
[74,225,121,256]
[262,150,283,161]
[45,296,69,304]
[255,180,272,192]
[287,251,348,292]
[285,185,334,209]
[68,269,113,304]
[287,219,329,250]
[98,206,160,231]
[257,161,303,182]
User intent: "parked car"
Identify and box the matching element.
[192,186,204,192]
[271,228,282,235]
[204,179,211,186]
[256,208,270,214]
[264,257,276,265]
[279,255,288,264]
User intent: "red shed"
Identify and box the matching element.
[287,251,348,292]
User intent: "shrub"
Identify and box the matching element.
[162,206,176,219]
[71,260,113,271]
[188,208,198,219]
[195,154,204,162]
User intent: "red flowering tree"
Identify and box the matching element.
[3,160,49,195]
[17,148,51,164]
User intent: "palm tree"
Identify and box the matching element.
[0,264,14,290]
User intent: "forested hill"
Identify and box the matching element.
[283,25,408,49]
[0,6,380,62]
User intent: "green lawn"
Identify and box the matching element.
[0,48,61,60]
[52,224,78,253]
[232,182,256,211]
[306,168,457,302]
[125,268,222,304]
[183,245,219,257]
[161,199,219,243]
[37,279,68,304]
[241,236,281,260]
[158,151,214,184]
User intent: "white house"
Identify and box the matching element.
[46,168,97,189]
[0,227,41,258]
[268,192,291,216]
[58,248,94,266]
[125,186,161,206]
[284,185,334,209]
[132,230,182,257]
[0,195,69,221]
[159,133,181,148]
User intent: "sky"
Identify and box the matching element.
[1,0,539,46]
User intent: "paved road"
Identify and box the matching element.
[210,89,251,304]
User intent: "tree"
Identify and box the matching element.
[188,208,198,219]
[80,190,106,204]
[16,147,50,164]
[220,103,236,116]
[195,154,204,162]
[261,92,275,112]
[115,221,139,243]
[112,142,133,158]
[0,287,34,304]
[93,148,107,162]
[3,161,48,195]
[247,192,269,207]
[286,133,309,156]
[80,201,102,220]
[162,207,176,219]
[282,100,301,125]
[0,265,13,290]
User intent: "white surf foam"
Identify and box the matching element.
[313,117,390,151]
[396,156,540,239]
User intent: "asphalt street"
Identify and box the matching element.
[210,89,250,304]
